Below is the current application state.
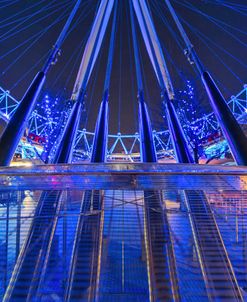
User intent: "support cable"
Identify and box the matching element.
[130,2,181,301]
[0,0,19,9]
[175,0,247,48]
[0,0,83,166]
[163,0,247,165]
[65,2,117,301]
[117,0,123,132]
[1,6,72,76]
[132,0,193,163]
[125,2,138,131]
[0,0,67,42]
[180,17,244,83]
[53,0,115,164]
[0,0,47,27]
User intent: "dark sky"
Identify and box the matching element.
[0,0,246,134]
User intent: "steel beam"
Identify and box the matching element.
[53,97,84,164]
[163,0,247,166]
[202,72,247,165]
[130,2,180,299]
[0,72,45,166]
[65,1,116,299]
[163,92,194,164]
[0,0,82,166]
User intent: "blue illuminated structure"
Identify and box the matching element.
[131,1,244,300]
[65,2,117,300]
[0,1,247,301]
[0,84,246,163]
[164,0,247,165]
[130,2,180,300]
[0,0,83,166]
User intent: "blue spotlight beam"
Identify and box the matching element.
[164,0,247,165]
[0,0,82,166]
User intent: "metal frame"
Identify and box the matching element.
[0,85,246,162]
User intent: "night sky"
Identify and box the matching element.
[0,0,246,134]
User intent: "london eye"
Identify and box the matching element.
[0,1,247,301]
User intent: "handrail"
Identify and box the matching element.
[183,190,244,301]
[65,190,104,301]
[3,190,63,302]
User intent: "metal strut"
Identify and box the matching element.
[132,0,193,164]
[65,1,117,301]
[133,0,244,300]
[163,0,247,166]
[3,1,115,301]
[130,2,180,300]
[0,0,82,166]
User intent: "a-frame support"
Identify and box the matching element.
[164,0,247,166]
[132,0,244,300]
[0,0,82,166]
[130,2,180,301]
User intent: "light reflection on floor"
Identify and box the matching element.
[0,189,247,301]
